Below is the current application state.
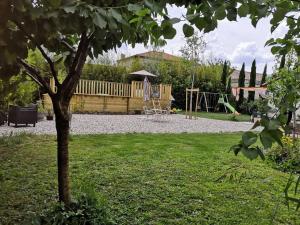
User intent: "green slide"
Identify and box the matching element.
[218,96,239,114]
[223,102,238,114]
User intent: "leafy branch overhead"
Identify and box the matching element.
[1,0,299,80]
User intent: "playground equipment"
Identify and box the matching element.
[185,88,199,119]
[198,92,239,115]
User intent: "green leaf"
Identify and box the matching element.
[268,129,283,146]
[183,24,194,37]
[256,147,265,160]
[215,6,226,20]
[251,120,261,130]
[238,4,248,17]
[265,38,275,47]
[230,144,242,155]
[151,25,161,39]
[49,0,61,8]
[169,18,181,24]
[110,9,123,22]
[251,17,259,27]
[195,17,206,31]
[136,8,151,17]
[242,131,258,147]
[129,17,140,24]
[226,8,237,21]
[162,21,176,39]
[92,13,107,29]
[128,4,142,12]
[268,120,281,130]
[62,5,77,14]
[241,147,259,160]
[260,129,274,149]
[295,176,300,195]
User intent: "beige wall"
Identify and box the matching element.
[43,94,171,114]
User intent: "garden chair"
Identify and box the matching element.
[143,106,154,118]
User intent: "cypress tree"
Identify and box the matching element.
[279,54,286,69]
[221,60,228,92]
[260,64,267,86]
[226,76,232,94]
[237,63,245,109]
[248,59,256,102]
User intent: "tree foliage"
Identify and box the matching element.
[260,64,267,86]
[232,56,300,210]
[248,59,256,102]
[221,60,228,91]
[237,63,246,110]
[179,31,207,63]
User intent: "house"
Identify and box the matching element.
[230,69,266,100]
[117,51,181,67]
[230,69,263,88]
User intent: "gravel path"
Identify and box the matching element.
[0,114,253,136]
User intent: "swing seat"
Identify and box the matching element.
[217,97,225,104]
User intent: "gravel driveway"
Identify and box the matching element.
[0,114,253,136]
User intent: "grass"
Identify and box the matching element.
[0,133,299,225]
[180,111,251,122]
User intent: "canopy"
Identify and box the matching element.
[129,70,157,77]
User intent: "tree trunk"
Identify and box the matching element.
[52,97,71,205]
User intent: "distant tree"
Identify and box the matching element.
[279,54,286,69]
[248,59,256,102]
[260,64,267,86]
[221,60,228,91]
[180,31,207,63]
[226,76,232,94]
[237,63,246,110]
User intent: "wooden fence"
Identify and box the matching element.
[74,79,131,97]
[50,79,171,100]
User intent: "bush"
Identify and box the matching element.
[82,64,128,83]
[266,136,300,174]
[30,190,114,225]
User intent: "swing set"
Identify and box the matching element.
[198,92,239,114]
[185,91,239,118]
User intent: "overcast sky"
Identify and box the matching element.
[117,5,288,74]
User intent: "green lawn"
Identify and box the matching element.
[0,133,299,225]
[181,111,251,122]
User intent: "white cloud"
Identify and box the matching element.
[117,5,289,74]
[228,42,274,72]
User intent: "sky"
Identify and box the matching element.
[117,5,288,74]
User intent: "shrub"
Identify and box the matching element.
[30,190,114,225]
[266,136,300,174]
[82,64,128,83]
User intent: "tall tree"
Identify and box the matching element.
[279,54,286,69]
[248,59,257,102]
[237,63,246,110]
[180,31,207,64]
[260,64,267,86]
[226,76,232,95]
[221,60,228,91]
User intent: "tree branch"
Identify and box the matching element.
[17,58,55,96]
[13,20,60,87]
[61,40,76,53]
[61,32,91,102]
